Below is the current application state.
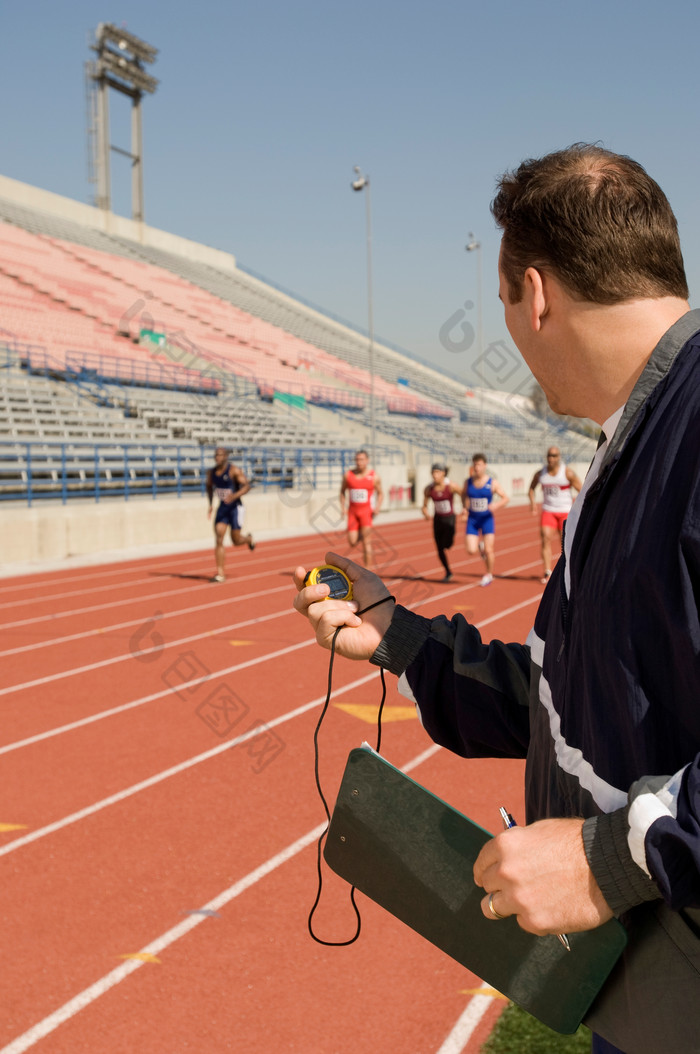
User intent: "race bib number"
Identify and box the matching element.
[434,499,452,515]
[215,488,231,500]
[470,497,489,513]
[542,485,560,500]
[350,488,369,504]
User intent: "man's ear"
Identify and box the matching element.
[523,267,547,331]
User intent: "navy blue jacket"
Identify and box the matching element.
[372,309,700,915]
[370,310,700,1047]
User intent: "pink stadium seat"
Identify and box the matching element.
[0,219,451,414]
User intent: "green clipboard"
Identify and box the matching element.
[324,747,627,1035]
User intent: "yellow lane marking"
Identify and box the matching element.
[333,703,417,724]
[229,640,255,646]
[460,986,507,999]
[119,953,161,963]
[0,823,28,832]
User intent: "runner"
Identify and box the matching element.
[422,462,462,581]
[206,446,255,583]
[528,447,582,583]
[340,450,383,569]
[462,453,509,586]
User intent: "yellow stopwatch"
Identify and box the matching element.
[304,564,353,601]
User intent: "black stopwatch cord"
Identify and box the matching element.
[307,595,394,947]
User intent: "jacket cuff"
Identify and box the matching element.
[370,605,432,676]
[582,811,661,916]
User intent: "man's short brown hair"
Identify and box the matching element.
[492,143,689,305]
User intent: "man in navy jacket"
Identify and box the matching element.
[294,145,700,1053]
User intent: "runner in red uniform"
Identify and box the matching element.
[340,450,383,569]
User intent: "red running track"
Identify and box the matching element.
[0,507,550,1054]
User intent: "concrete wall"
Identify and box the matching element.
[0,462,413,569]
[0,458,591,572]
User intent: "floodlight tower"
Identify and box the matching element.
[86,23,159,221]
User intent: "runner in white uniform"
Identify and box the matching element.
[528,446,582,583]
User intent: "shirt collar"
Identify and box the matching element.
[601,405,625,445]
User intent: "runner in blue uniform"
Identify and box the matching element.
[463,453,509,586]
[206,447,255,582]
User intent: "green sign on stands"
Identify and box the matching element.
[140,328,167,348]
[273,391,306,410]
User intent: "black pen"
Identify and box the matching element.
[499,806,571,951]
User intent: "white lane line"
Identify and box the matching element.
[0,518,530,626]
[401,743,441,772]
[0,636,318,757]
[0,560,543,755]
[0,543,539,691]
[0,562,215,609]
[476,593,541,628]
[0,524,442,638]
[0,743,441,1054]
[0,519,425,614]
[0,578,289,639]
[0,550,282,613]
[0,585,540,852]
[0,507,530,605]
[435,995,495,1054]
[0,668,379,857]
[0,588,293,692]
[0,525,338,600]
[0,541,528,654]
[0,550,206,595]
[0,513,453,599]
[0,569,210,611]
[0,537,338,627]
[0,632,316,758]
[0,822,327,1054]
[0,585,292,659]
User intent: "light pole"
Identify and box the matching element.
[465,233,484,451]
[351,166,376,466]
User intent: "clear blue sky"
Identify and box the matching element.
[2,0,699,391]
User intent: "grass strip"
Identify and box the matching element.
[481,1002,591,1053]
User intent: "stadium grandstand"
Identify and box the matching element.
[0,173,596,519]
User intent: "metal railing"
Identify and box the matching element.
[0,441,403,505]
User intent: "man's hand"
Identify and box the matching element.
[207,507,213,519]
[473,817,613,935]
[293,551,395,662]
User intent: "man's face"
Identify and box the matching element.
[355,453,368,473]
[432,468,446,485]
[215,448,228,467]
[498,249,530,363]
[497,246,576,417]
[546,449,561,471]
[498,249,556,406]
[472,458,486,475]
